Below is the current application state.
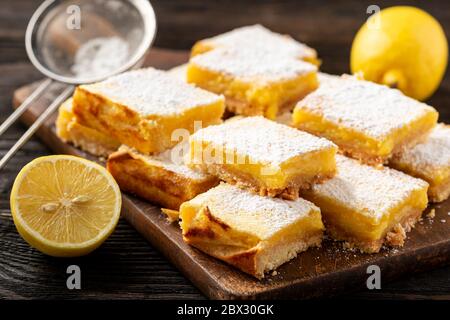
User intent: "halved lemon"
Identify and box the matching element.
[10,155,122,257]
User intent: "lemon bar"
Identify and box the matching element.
[107,144,219,210]
[293,76,438,165]
[190,24,319,65]
[56,98,120,157]
[73,68,225,154]
[302,155,429,253]
[186,116,337,199]
[180,183,324,279]
[390,124,450,202]
[187,47,318,119]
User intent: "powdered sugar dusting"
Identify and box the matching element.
[190,47,317,83]
[310,155,429,221]
[71,37,129,78]
[81,68,223,116]
[200,24,316,60]
[296,76,437,139]
[189,183,320,240]
[167,63,188,82]
[393,124,450,172]
[120,144,210,180]
[190,116,336,165]
[317,72,340,85]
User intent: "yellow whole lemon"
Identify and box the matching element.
[351,6,448,101]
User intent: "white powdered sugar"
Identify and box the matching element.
[317,72,340,85]
[310,155,429,221]
[189,116,336,165]
[71,37,129,78]
[199,24,316,60]
[393,124,450,172]
[120,144,210,181]
[189,183,320,240]
[190,47,317,83]
[167,63,188,82]
[81,68,223,116]
[296,76,437,139]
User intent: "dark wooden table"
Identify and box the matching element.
[1,0,450,300]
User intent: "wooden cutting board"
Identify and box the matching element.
[12,48,450,299]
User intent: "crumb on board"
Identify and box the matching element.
[427,208,436,219]
[271,270,278,276]
[342,242,355,251]
[441,219,447,223]
[161,208,180,223]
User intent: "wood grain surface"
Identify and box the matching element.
[1,0,450,300]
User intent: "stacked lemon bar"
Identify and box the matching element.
[56,69,334,278]
[54,25,448,279]
[187,25,320,119]
[291,75,445,252]
[291,74,449,203]
[56,67,224,209]
[181,116,336,278]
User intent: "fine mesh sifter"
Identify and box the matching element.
[0,0,157,169]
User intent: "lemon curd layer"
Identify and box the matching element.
[390,124,450,202]
[293,76,438,165]
[186,116,337,199]
[187,48,318,119]
[72,68,225,155]
[190,24,319,65]
[56,98,120,157]
[107,144,219,210]
[302,155,429,253]
[180,183,324,279]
